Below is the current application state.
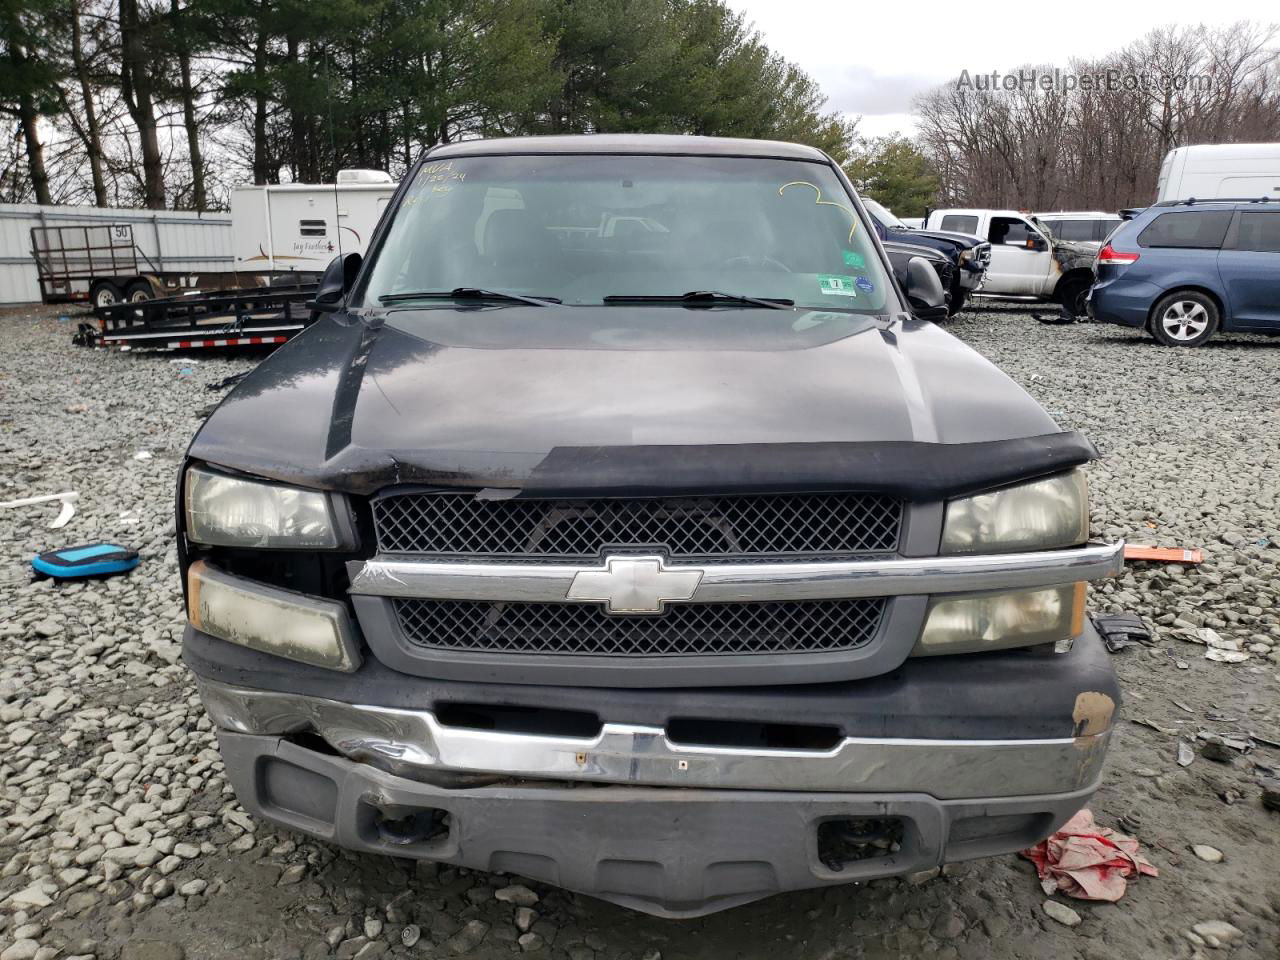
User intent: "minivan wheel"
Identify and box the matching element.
[1150,291,1219,347]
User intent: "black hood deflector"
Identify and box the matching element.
[509,433,1098,500]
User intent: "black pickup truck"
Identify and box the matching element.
[862,198,991,314]
[179,135,1123,918]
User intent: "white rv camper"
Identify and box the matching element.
[1156,144,1280,202]
[230,169,396,275]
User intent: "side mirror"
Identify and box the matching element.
[904,257,948,321]
[1025,234,1048,252]
[309,253,362,313]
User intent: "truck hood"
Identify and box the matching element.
[901,228,986,247]
[1052,238,1102,270]
[881,241,949,263]
[189,306,1085,498]
[878,229,982,262]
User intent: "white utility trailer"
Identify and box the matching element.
[8,204,233,307]
[230,169,396,275]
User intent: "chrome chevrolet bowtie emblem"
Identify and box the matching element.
[566,556,703,614]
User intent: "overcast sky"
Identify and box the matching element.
[730,0,1277,139]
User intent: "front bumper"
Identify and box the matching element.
[192,620,1119,917]
[216,729,1101,917]
[197,677,1110,798]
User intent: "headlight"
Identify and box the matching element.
[912,583,1085,656]
[188,560,361,671]
[958,249,973,265]
[942,470,1088,555]
[184,466,346,549]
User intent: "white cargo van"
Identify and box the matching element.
[230,169,396,275]
[1156,144,1280,203]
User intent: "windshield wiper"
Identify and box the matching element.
[379,287,559,307]
[602,291,792,310]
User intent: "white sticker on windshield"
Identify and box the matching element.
[817,274,858,296]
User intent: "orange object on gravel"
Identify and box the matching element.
[1123,545,1204,564]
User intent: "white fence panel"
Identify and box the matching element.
[0,203,233,305]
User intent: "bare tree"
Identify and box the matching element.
[916,22,1280,211]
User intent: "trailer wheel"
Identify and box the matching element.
[90,281,123,309]
[125,280,154,303]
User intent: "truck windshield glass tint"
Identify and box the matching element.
[359,155,892,314]
[862,199,907,229]
[940,215,978,233]
[989,217,1034,245]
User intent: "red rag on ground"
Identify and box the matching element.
[1020,808,1158,901]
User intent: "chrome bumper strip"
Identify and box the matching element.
[347,541,1125,604]
[197,678,1111,800]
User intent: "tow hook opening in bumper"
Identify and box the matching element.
[369,806,451,848]
[816,816,906,871]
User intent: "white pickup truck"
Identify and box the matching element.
[922,209,1100,316]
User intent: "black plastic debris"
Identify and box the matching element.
[1092,612,1153,653]
[1033,309,1077,325]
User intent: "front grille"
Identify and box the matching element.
[393,597,886,657]
[373,492,902,560]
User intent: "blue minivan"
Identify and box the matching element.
[1089,199,1280,346]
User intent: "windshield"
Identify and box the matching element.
[861,198,907,230]
[359,154,894,314]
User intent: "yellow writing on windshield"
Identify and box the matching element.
[778,181,858,243]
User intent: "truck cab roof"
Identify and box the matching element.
[426,134,832,162]
[1034,211,1119,219]
[932,208,1036,219]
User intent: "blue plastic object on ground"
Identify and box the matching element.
[32,543,140,579]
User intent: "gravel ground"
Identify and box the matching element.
[0,303,1277,960]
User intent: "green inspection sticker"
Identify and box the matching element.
[842,249,866,268]
[818,274,858,296]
